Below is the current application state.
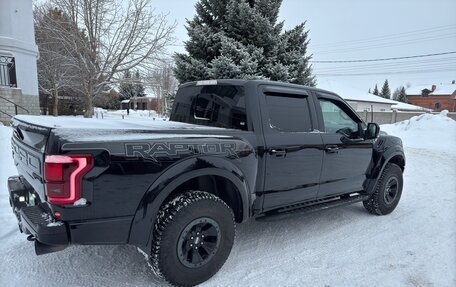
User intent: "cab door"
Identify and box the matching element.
[314,93,373,198]
[260,86,324,211]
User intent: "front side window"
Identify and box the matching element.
[170,85,247,130]
[318,99,359,137]
[265,92,312,132]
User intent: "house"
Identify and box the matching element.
[120,87,162,111]
[318,81,397,112]
[0,0,40,124]
[405,83,456,112]
[317,80,430,113]
[121,97,159,111]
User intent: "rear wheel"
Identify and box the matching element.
[150,191,235,287]
[363,163,403,215]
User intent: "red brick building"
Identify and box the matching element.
[406,84,456,112]
[121,97,159,111]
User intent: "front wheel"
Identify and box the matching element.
[150,191,235,287]
[363,163,403,215]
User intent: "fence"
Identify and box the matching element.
[357,110,456,125]
[0,55,17,88]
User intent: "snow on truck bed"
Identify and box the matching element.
[14,115,231,142]
[1,112,455,286]
[14,115,221,130]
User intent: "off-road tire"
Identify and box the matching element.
[363,163,403,215]
[150,191,235,287]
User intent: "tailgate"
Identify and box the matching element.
[11,117,51,201]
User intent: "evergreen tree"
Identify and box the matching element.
[368,88,371,94]
[119,70,135,100]
[380,79,391,99]
[372,84,379,96]
[396,86,407,103]
[119,70,145,100]
[174,0,315,86]
[392,87,400,100]
[134,70,145,97]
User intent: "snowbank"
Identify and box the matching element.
[381,110,456,150]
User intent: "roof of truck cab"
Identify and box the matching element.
[179,79,339,96]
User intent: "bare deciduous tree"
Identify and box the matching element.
[41,0,175,117]
[148,59,178,115]
[35,7,79,116]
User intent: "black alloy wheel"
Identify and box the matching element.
[383,176,399,205]
[177,217,221,268]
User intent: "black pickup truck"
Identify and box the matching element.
[8,79,405,286]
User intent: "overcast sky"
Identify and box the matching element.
[151,0,456,92]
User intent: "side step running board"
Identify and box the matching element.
[256,194,369,222]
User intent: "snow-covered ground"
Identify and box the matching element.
[0,112,455,286]
[94,107,166,121]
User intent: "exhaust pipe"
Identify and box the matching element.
[34,240,67,255]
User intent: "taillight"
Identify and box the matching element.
[44,155,93,205]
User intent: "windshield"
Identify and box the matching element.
[170,85,248,131]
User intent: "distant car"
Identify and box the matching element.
[8,79,405,286]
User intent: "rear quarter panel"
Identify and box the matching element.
[52,134,257,246]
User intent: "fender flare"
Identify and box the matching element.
[365,150,405,194]
[127,156,253,250]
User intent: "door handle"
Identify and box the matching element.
[325,146,339,154]
[269,149,287,157]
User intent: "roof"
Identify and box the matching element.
[317,80,397,105]
[390,100,432,111]
[121,99,130,103]
[144,87,156,97]
[405,83,456,96]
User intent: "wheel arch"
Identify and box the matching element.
[128,156,253,250]
[365,151,405,194]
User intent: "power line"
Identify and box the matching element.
[311,51,456,63]
[316,65,456,75]
[315,57,456,73]
[311,24,456,48]
[312,34,456,55]
[316,68,456,77]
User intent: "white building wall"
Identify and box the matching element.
[346,101,392,112]
[0,0,39,97]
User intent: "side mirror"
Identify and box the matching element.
[365,122,380,139]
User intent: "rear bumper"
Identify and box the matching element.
[19,204,69,245]
[8,176,134,251]
[8,176,69,248]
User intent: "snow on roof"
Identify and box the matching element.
[405,83,456,96]
[390,100,432,111]
[121,99,130,103]
[317,80,397,105]
[144,87,156,97]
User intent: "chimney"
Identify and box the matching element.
[431,85,436,92]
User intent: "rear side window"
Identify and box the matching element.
[170,85,248,130]
[264,92,312,132]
